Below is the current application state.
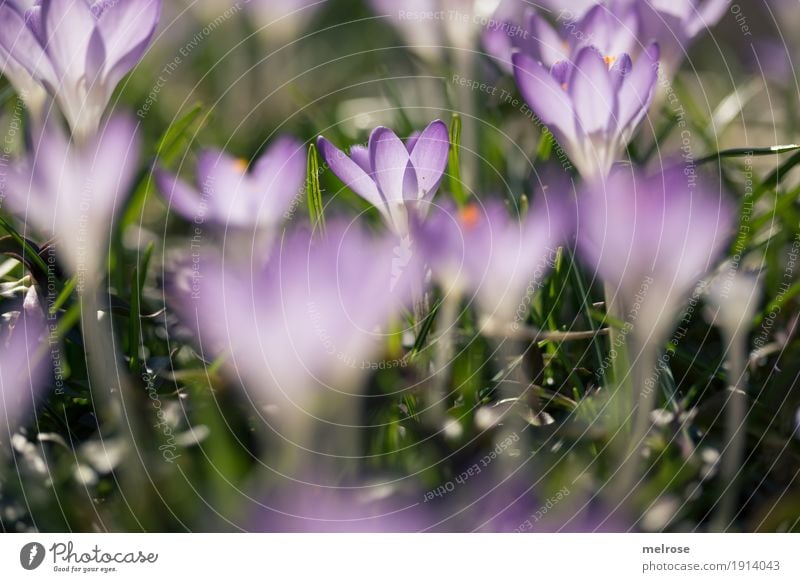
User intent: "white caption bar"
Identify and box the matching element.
[0,534,797,580]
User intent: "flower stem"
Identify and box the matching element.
[712,333,748,531]
[608,335,657,510]
[81,286,153,525]
[427,291,460,425]
[604,283,632,431]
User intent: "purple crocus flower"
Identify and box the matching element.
[485,3,641,73]
[512,43,660,180]
[166,222,420,467]
[317,120,449,236]
[167,220,419,413]
[577,166,733,344]
[0,294,46,437]
[530,0,728,73]
[0,0,162,140]
[155,137,306,233]
[4,113,140,281]
[578,166,733,495]
[635,0,730,73]
[416,199,570,324]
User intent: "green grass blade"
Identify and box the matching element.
[306,143,327,235]
[128,241,154,371]
[49,277,77,316]
[0,216,51,284]
[155,102,205,165]
[448,114,468,207]
[696,144,800,166]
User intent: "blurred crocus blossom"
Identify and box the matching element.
[167,221,419,415]
[579,166,733,495]
[577,167,734,345]
[369,0,502,62]
[155,137,306,233]
[0,0,162,140]
[317,120,449,236]
[485,3,641,72]
[0,292,46,437]
[513,44,659,180]
[416,199,569,324]
[4,114,140,282]
[635,0,729,73]
[532,0,728,73]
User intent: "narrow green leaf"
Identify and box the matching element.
[121,103,206,232]
[128,241,154,371]
[155,102,205,165]
[536,131,554,161]
[409,302,440,360]
[448,114,468,207]
[696,144,800,166]
[755,149,800,200]
[708,79,762,134]
[49,278,77,316]
[755,280,800,326]
[0,216,51,285]
[306,143,326,235]
[55,303,82,338]
[566,248,605,369]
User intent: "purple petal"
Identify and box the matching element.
[85,26,106,85]
[550,60,571,86]
[530,10,568,67]
[41,0,96,80]
[577,167,734,336]
[686,0,729,37]
[0,312,46,433]
[405,131,420,153]
[569,47,616,137]
[316,136,387,216]
[348,144,372,174]
[96,0,161,88]
[576,4,639,58]
[252,136,306,221]
[0,2,57,87]
[512,52,576,142]
[402,160,418,202]
[609,53,632,91]
[408,119,449,200]
[0,40,46,104]
[368,126,411,206]
[24,4,44,43]
[155,169,204,220]
[617,43,659,132]
[482,21,515,71]
[195,149,252,222]
[83,113,140,220]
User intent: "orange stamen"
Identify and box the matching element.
[603,55,617,67]
[233,158,249,172]
[460,204,481,230]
